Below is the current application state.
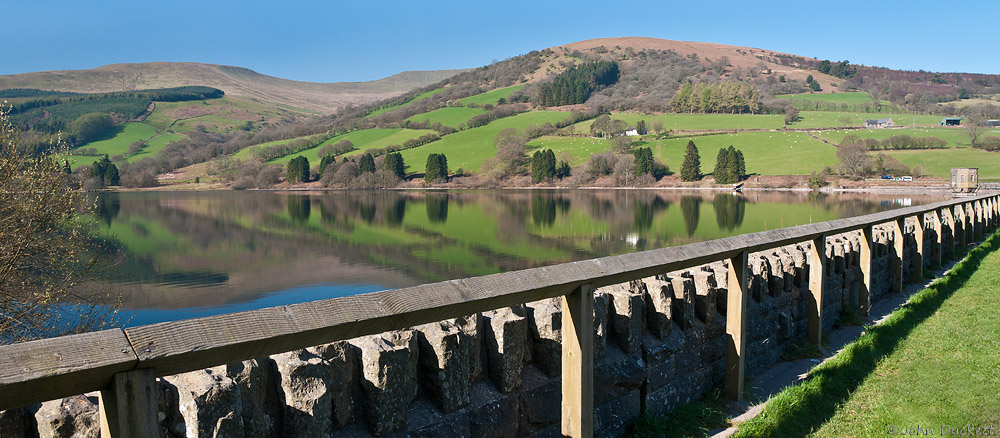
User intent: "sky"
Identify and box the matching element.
[4,0,997,83]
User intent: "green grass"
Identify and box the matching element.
[812,127,974,146]
[527,136,610,165]
[367,87,446,117]
[632,389,729,437]
[652,132,837,176]
[271,128,437,165]
[790,111,945,129]
[881,148,1000,179]
[457,85,525,106]
[573,112,785,132]
[774,92,887,105]
[398,110,570,172]
[735,232,1000,437]
[406,107,486,128]
[68,122,157,166]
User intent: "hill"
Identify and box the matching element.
[0,62,467,113]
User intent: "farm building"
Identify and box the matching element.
[987,120,999,128]
[941,117,962,126]
[863,118,894,128]
[625,129,639,136]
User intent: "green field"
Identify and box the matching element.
[884,148,1000,179]
[812,127,977,146]
[69,122,158,166]
[457,85,525,106]
[573,112,785,132]
[399,110,571,173]
[144,97,300,134]
[774,91,886,105]
[792,111,945,129]
[527,136,610,165]
[367,87,446,117]
[652,132,837,176]
[270,128,437,165]
[406,107,486,128]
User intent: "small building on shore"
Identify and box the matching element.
[951,167,978,194]
[987,120,1000,128]
[863,118,894,128]
[941,117,963,126]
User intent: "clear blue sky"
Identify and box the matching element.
[4,0,996,83]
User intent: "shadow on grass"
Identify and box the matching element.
[735,233,998,437]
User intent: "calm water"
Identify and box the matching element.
[93,190,946,326]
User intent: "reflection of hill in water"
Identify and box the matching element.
[97,190,948,316]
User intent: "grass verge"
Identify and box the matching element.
[734,231,999,437]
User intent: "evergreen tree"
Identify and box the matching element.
[383,152,405,179]
[734,148,746,181]
[358,153,375,173]
[714,148,733,184]
[286,156,310,183]
[104,163,119,186]
[636,120,647,136]
[531,149,557,182]
[298,156,310,182]
[425,153,448,182]
[680,141,702,181]
[633,147,655,177]
[319,155,336,175]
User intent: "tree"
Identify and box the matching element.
[104,163,120,186]
[734,148,746,181]
[286,156,310,183]
[784,107,799,125]
[636,120,647,136]
[319,155,336,175]
[966,116,986,148]
[555,160,571,179]
[1,105,120,343]
[633,147,655,177]
[358,153,376,173]
[382,152,405,179]
[958,88,970,99]
[651,119,664,135]
[810,80,822,92]
[714,148,734,184]
[611,135,632,153]
[531,149,557,183]
[425,153,448,182]
[680,140,702,181]
[817,60,831,74]
[837,141,872,179]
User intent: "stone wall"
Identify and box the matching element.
[4,221,951,438]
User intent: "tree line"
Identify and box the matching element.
[537,60,620,107]
[669,81,762,114]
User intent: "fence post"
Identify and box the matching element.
[858,227,874,316]
[913,214,924,281]
[929,210,943,268]
[99,368,158,438]
[892,218,905,293]
[561,283,594,438]
[725,250,749,401]
[808,235,826,345]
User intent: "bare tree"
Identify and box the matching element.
[965,116,986,148]
[837,141,872,179]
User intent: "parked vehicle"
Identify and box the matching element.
[902,176,913,182]
[881,175,891,179]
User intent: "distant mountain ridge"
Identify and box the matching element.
[0,62,468,113]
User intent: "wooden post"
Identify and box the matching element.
[99,368,158,438]
[561,283,594,438]
[725,250,749,401]
[807,235,826,345]
[892,218,905,293]
[929,210,943,268]
[858,226,874,316]
[912,214,924,282]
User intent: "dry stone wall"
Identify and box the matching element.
[6,221,950,437]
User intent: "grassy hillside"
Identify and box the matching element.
[273,128,436,164]
[406,107,486,128]
[0,62,466,113]
[458,85,525,106]
[399,111,570,172]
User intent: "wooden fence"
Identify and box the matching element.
[1,193,997,438]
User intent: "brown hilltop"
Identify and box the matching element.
[548,36,841,91]
[0,62,468,113]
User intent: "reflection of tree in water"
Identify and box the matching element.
[633,197,670,231]
[680,196,701,237]
[426,194,449,224]
[94,193,121,227]
[286,196,311,224]
[712,194,746,231]
[358,202,376,224]
[383,197,406,228]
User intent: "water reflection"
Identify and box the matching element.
[95,190,947,325]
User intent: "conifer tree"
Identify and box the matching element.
[358,153,375,173]
[714,148,733,184]
[680,140,702,181]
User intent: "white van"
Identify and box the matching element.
[902,176,913,182]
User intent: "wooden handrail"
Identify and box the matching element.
[1,192,997,437]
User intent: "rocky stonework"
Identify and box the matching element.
[21,222,946,438]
